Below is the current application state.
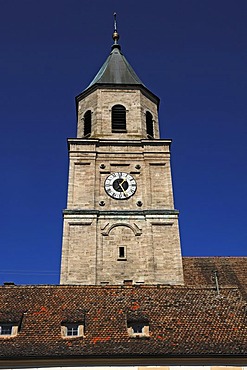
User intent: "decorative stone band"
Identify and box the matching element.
[63,209,179,216]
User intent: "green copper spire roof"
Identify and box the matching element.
[86,14,144,89]
[86,46,144,87]
[77,14,159,107]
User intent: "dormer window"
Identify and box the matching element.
[146,111,154,138]
[0,324,12,335]
[0,323,18,337]
[61,322,84,338]
[127,319,149,338]
[112,104,126,132]
[84,110,92,137]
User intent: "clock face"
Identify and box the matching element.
[104,172,137,199]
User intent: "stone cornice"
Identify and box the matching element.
[63,209,179,216]
[76,83,160,107]
[67,138,172,150]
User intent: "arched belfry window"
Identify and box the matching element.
[84,110,92,137]
[146,111,154,138]
[112,105,126,132]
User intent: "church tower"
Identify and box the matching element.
[60,19,184,285]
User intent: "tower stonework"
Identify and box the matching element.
[60,30,184,285]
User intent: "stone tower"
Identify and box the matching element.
[60,21,184,285]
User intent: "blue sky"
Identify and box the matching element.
[0,0,246,284]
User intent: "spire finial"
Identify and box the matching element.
[112,12,120,47]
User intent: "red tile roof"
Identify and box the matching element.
[183,257,247,298]
[0,257,246,361]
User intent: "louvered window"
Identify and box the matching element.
[146,111,154,138]
[84,110,92,137]
[112,105,126,132]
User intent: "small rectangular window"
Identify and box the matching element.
[118,246,126,260]
[119,246,125,258]
[67,324,78,336]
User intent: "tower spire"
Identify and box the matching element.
[112,12,120,48]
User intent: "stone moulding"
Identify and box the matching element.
[63,209,179,216]
[101,222,142,236]
[67,138,172,146]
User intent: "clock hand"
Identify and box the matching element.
[116,180,122,191]
[120,178,127,186]
[119,179,128,196]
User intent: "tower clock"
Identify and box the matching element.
[104,172,137,199]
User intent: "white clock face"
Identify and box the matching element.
[104,172,137,199]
